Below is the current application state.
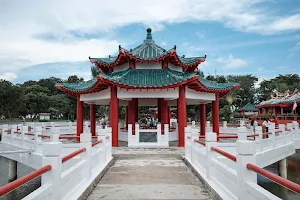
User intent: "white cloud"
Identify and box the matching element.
[196,32,205,38]
[217,54,248,69]
[1,0,300,82]
[0,72,18,81]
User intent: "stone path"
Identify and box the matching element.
[87,148,212,200]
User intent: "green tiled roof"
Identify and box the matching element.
[199,77,239,91]
[178,56,206,64]
[238,103,258,112]
[259,97,300,106]
[56,79,98,92]
[90,56,118,64]
[56,67,239,93]
[99,68,196,87]
[90,28,205,65]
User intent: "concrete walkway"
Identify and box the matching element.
[87,148,212,200]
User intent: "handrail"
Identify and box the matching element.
[59,135,98,139]
[211,147,237,162]
[59,136,79,139]
[218,135,238,139]
[194,139,206,146]
[0,165,52,196]
[62,148,86,163]
[247,163,300,194]
[92,140,102,147]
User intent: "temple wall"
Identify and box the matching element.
[114,63,129,72]
[168,63,182,72]
[136,62,161,69]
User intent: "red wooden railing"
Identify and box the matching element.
[92,140,102,147]
[247,163,300,194]
[62,148,86,163]
[211,146,237,162]
[0,165,52,196]
[194,139,206,146]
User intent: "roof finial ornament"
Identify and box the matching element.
[119,45,121,50]
[146,28,152,40]
[109,55,111,58]
[205,55,207,58]
[174,45,176,50]
[182,55,185,58]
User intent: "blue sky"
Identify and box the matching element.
[0,0,299,85]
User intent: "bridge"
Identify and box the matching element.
[0,121,299,199]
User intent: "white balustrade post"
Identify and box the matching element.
[41,122,45,133]
[68,121,72,134]
[287,123,293,141]
[30,123,35,136]
[164,124,169,146]
[256,126,263,152]
[184,127,192,161]
[11,124,17,144]
[206,121,210,128]
[269,123,275,147]
[237,127,247,141]
[34,126,42,152]
[278,124,285,136]
[2,124,8,143]
[41,141,62,200]
[236,140,256,200]
[51,126,60,142]
[135,123,140,144]
[105,127,112,161]
[223,121,227,129]
[96,135,106,166]
[21,125,27,147]
[157,124,162,144]
[128,124,132,146]
[80,132,92,178]
[293,121,299,139]
[84,121,89,133]
[192,121,196,128]
[205,132,217,179]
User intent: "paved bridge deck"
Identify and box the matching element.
[87,148,212,200]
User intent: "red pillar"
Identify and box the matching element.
[128,100,135,134]
[157,98,161,122]
[168,106,171,127]
[90,104,96,136]
[126,106,128,130]
[76,96,84,142]
[110,86,119,147]
[212,93,220,137]
[134,98,138,123]
[161,99,168,133]
[200,104,206,136]
[153,112,157,120]
[178,86,186,147]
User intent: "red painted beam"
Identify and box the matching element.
[0,165,52,196]
[62,148,86,163]
[247,163,300,194]
[211,146,237,162]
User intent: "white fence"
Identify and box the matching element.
[128,124,169,148]
[185,122,300,200]
[0,123,112,200]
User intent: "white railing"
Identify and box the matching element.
[0,123,112,200]
[128,123,169,148]
[185,122,300,200]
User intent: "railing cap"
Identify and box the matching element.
[205,132,217,142]
[236,140,256,155]
[80,133,92,142]
[42,142,62,156]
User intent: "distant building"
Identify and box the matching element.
[39,113,50,121]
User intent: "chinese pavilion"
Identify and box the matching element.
[56,28,239,147]
[256,90,300,115]
[233,103,258,118]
